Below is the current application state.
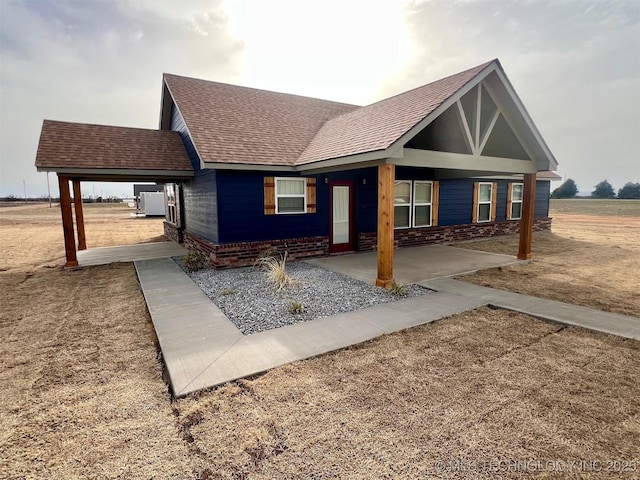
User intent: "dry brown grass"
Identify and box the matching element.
[0,203,165,272]
[1,203,639,478]
[457,199,640,317]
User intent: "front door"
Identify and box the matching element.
[329,181,355,253]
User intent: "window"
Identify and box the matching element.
[477,182,493,222]
[394,181,411,228]
[264,177,316,215]
[276,178,306,214]
[165,183,178,225]
[394,180,437,229]
[413,181,433,227]
[510,183,523,220]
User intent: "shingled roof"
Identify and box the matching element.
[35,120,193,173]
[163,74,359,167]
[297,61,492,165]
[163,61,495,168]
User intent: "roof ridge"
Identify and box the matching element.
[364,59,495,109]
[42,119,159,132]
[163,73,360,110]
[298,60,497,128]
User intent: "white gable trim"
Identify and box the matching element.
[394,148,537,174]
[385,60,557,171]
[456,100,476,154]
[386,62,498,158]
[491,67,558,169]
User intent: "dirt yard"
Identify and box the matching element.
[0,203,165,272]
[1,202,639,478]
[457,199,640,317]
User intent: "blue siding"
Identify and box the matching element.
[170,105,201,171]
[212,169,551,244]
[495,181,508,221]
[183,170,218,243]
[438,179,475,226]
[217,171,322,243]
[216,168,378,244]
[535,180,550,218]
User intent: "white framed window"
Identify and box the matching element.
[394,181,412,228]
[477,182,493,222]
[510,183,523,220]
[413,181,433,227]
[394,180,435,229]
[165,183,178,225]
[275,177,306,214]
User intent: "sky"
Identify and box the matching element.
[0,0,638,198]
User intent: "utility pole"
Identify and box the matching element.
[46,172,52,207]
[23,179,27,203]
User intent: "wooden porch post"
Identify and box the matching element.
[376,164,395,288]
[518,173,537,260]
[72,179,86,250]
[58,175,78,267]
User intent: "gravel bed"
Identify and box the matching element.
[174,258,432,335]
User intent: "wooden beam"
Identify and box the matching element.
[72,180,86,250]
[518,173,536,260]
[376,164,395,288]
[58,175,78,267]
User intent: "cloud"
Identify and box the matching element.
[380,0,640,191]
[1,0,638,198]
[0,0,242,197]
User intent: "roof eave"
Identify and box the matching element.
[36,166,194,182]
[202,162,297,172]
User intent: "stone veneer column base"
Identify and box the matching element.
[163,221,180,243]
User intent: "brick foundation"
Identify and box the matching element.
[358,217,552,251]
[165,217,552,269]
[182,232,329,269]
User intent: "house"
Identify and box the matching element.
[35,59,558,286]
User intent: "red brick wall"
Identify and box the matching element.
[358,217,552,251]
[165,218,552,269]
[182,232,329,269]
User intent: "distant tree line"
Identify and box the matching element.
[551,179,640,199]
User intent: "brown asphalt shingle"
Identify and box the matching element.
[35,120,193,171]
[163,74,359,167]
[165,61,493,167]
[297,61,492,164]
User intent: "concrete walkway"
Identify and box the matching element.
[135,253,640,398]
[306,244,523,285]
[422,278,640,340]
[78,241,186,266]
[135,257,485,397]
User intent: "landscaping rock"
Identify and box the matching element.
[174,259,431,334]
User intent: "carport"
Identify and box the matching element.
[34,120,193,266]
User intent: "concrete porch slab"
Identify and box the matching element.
[305,244,523,285]
[78,241,187,266]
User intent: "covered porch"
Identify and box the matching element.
[35,120,194,267]
[374,165,538,287]
[297,67,556,287]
